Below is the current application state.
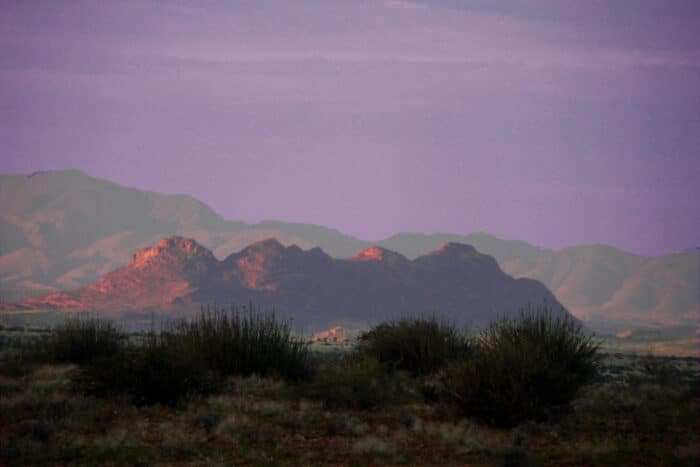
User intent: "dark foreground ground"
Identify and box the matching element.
[1,342,699,466]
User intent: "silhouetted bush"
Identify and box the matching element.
[357,316,470,376]
[43,316,124,365]
[294,355,416,410]
[75,333,221,406]
[0,349,36,377]
[168,305,312,381]
[440,305,600,426]
[73,305,311,405]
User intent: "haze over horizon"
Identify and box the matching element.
[2,1,699,256]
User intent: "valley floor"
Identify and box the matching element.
[1,350,698,466]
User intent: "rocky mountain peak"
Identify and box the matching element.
[239,238,286,255]
[351,246,407,264]
[229,238,290,291]
[431,242,478,255]
[132,236,216,267]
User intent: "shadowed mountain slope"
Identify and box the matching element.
[5,237,565,332]
[376,234,698,331]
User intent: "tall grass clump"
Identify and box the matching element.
[167,304,312,381]
[357,316,470,376]
[441,304,601,427]
[43,315,124,364]
[73,305,310,405]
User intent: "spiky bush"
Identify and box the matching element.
[43,316,124,364]
[441,305,601,426]
[72,305,310,405]
[357,316,470,376]
[75,333,221,406]
[168,305,312,381]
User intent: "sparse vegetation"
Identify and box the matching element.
[293,354,417,409]
[1,306,697,465]
[0,316,121,375]
[3,306,310,407]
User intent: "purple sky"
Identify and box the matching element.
[2,0,699,256]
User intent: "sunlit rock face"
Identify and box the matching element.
[230,239,286,290]
[131,236,218,276]
[310,326,358,343]
[6,236,567,332]
[351,246,397,261]
[11,236,219,311]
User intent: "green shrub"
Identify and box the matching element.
[168,305,312,381]
[294,355,416,410]
[441,305,600,427]
[357,316,470,376]
[75,334,221,406]
[43,316,124,365]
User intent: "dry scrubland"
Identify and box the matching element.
[1,307,699,466]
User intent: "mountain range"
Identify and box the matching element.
[1,170,697,333]
[5,235,566,332]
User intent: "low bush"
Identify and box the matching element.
[634,352,687,387]
[294,355,416,410]
[357,316,470,376]
[440,304,600,427]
